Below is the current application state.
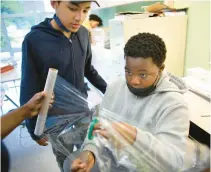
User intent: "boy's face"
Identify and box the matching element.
[125,56,162,89]
[51,1,91,32]
[90,20,100,29]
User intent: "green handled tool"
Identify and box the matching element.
[88,118,99,140]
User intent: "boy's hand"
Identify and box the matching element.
[71,159,87,172]
[22,92,45,118]
[36,137,48,146]
[94,122,137,147]
[71,151,95,172]
[23,91,55,118]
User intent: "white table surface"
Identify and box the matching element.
[1,61,21,83]
[184,91,210,134]
[1,67,21,83]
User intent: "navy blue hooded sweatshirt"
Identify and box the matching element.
[20,18,107,140]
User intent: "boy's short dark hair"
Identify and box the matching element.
[124,33,167,67]
[58,1,100,7]
[89,14,103,26]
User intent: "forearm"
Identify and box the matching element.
[1,105,29,139]
[133,129,186,172]
[81,126,101,161]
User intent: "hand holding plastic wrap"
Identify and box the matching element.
[39,76,209,172]
[93,121,137,148]
[78,109,210,172]
[81,109,169,172]
[37,76,97,157]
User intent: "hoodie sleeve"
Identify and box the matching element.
[80,88,111,170]
[81,124,107,172]
[20,37,42,141]
[81,129,101,163]
[133,102,189,172]
[84,40,107,94]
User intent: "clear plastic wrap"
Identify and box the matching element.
[78,109,210,172]
[38,76,210,172]
[182,137,210,172]
[37,76,97,157]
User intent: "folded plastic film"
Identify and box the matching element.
[182,138,210,172]
[78,108,210,172]
[84,109,169,172]
[35,75,210,172]
[35,75,99,157]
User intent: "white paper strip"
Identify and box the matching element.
[34,68,58,136]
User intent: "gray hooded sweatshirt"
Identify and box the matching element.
[81,72,190,172]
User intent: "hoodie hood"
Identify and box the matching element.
[31,17,80,41]
[155,71,188,94]
[31,17,86,55]
[31,18,63,37]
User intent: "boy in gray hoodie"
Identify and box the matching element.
[68,33,190,172]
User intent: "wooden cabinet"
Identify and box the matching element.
[109,15,188,77]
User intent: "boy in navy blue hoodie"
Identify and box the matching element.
[20,1,106,170]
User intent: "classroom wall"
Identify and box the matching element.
[174,1,210,73]
[91,0,210,73]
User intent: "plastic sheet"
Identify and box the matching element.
[38,76,209,172]
[182,137,210,172]
[78,109,210,172]
[36,76,97,157]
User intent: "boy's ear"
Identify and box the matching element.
[160,64,165,71]
[50,0,59,10]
